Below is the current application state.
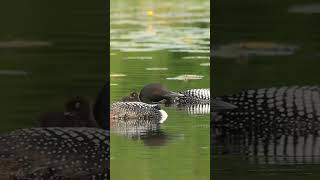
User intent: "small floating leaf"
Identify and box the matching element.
[123,56,153,60]
[110,74,127,77]
[0,40,52,48]
[200,63,210,66]
[166,74,204,81]
[182,56,210,60]
[146,67,168,71]
[0,70,28,76]
[288,4,320,14]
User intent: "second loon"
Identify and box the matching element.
[212,86,320,164]
[120,83,236,111]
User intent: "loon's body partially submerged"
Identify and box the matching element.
[214,86,320,134]
[121,84,235,113]
[0,127,109,179]
[213,86,320,164]
[178,88,210,104]
[0,83,110,179]
[178,88,236,113]
[110,102,168,125]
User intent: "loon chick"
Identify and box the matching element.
[0,127,108,179]
[122,90,139,102]
[110,102,168,125]
[36,96,98,128]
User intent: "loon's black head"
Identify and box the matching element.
[212,98,237,111]
[139,83,183,104]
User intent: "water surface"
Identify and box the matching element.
[111,0,210,179]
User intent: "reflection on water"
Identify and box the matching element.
[175,103,210,115]
[111,122,160,138]
[111,0,209,179]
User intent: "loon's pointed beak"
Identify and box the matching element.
[212,99,237,111]
[163,91,184,98]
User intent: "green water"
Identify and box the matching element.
[213,0,320,179]
[110,0,210,179]
[0,1,106,132]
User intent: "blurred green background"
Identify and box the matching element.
[0,0,106,132]
[213,0,320,179]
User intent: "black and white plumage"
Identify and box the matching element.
[178,88,210,104]
[176,103,211,115]
[178,88,236,112]
[110,102,168,125]
[177,88,236,114]
[169,89,210,115]
[0,127,109,180]
[213,86,320,164]
[121,84,236,113]
[180,88,210,100]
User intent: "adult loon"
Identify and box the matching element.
[110,102,168,125]
[0,127,109,179]
[0,83,109,179]
[178,88,210,104]
[212,86,320,164]
[111,84,177,125]
[121,84,236,112]
[121,83,183,104]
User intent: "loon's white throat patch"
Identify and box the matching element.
[159,110,168,123]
